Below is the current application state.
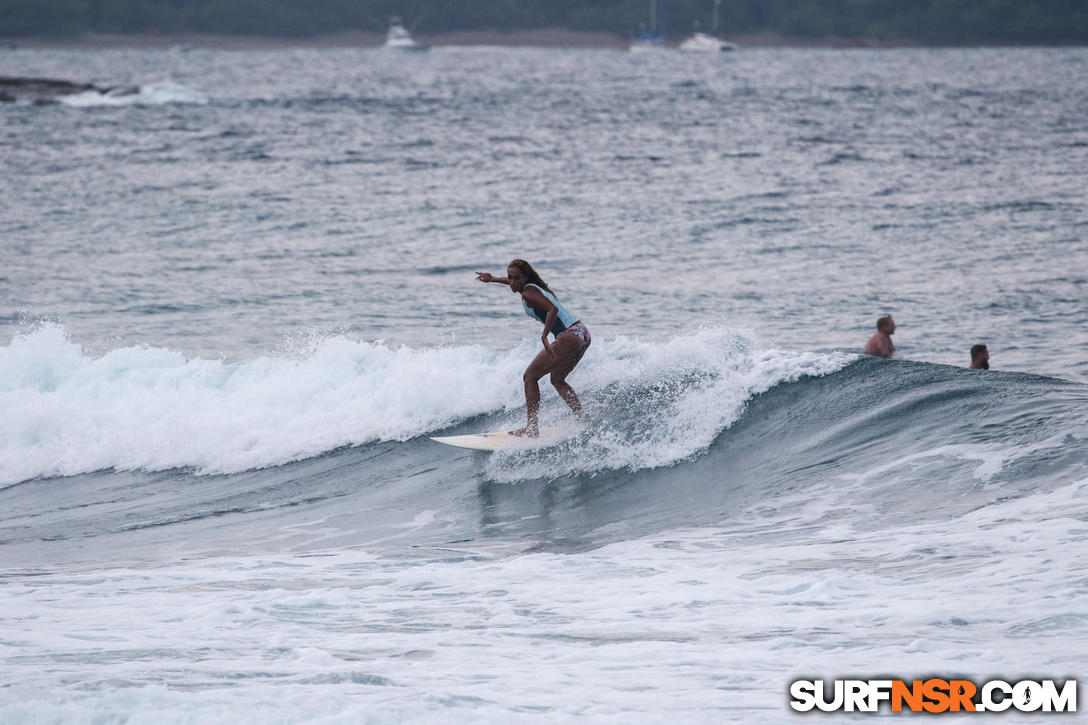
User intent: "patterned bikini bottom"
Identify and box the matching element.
[560,321,591,353]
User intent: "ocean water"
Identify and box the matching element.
[1,46,1087,722]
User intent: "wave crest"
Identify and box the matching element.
[1,325,521,485]
[1,325,853,487]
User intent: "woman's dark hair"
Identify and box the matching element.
[508,259,551,292]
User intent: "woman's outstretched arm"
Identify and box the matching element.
[475,272,511,285]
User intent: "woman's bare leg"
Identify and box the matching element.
[550,334,589,419]
[512,335,582,436]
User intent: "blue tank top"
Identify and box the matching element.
[522,283,579,338]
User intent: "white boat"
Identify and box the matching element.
[384,17,428,51]
[678,32,737,52]
[678,0,737,52]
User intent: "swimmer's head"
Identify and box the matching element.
[971,343,989,369]
[877,315,895,334]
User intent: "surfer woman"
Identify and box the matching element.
[476,260,591,437]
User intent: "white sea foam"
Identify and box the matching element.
[0,477,1082,723]
[487,328,856,482]
[0,325,852,487]
[0,324,521,485]
[59,80,208,107]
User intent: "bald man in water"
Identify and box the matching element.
[863,315,896,358]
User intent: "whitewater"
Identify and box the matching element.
[1,324,849,485]
[2,45,1087,722]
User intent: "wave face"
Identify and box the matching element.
[2,324,1084,566]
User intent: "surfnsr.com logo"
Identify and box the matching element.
[789,679,1077,713]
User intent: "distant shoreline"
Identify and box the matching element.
[1,29,1061,51]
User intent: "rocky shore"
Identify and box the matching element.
[0,75,137,103]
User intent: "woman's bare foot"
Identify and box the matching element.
[509,426,539,438]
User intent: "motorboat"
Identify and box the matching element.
[384,17,428,51]
[678,0,738,52]
[678,32,737,52]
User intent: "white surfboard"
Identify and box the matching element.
[430,427,573,452]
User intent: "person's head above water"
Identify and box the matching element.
[970,343,990,369]
[507,259,551,294]
[863,315,896,358]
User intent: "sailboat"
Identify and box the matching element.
[629,0,666,52]
[679,0,737,52]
